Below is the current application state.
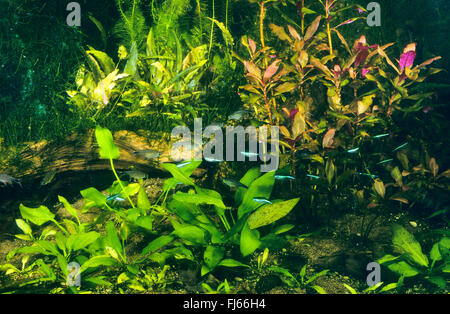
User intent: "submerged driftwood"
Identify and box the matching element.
[8,129,177,183]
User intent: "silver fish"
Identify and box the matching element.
[228,110,250,120]
[240,151,259,158]
[0,173,22,188]
[122,170,148,180]
[376,159,393,165]
[393,142,408,152]
[132,149,162,160]
[274,175,296,180]
[252,198,273,204]
[306,174,320,180]
[223,178,248,189]
[346,147,360,154]
[40,170,57,187]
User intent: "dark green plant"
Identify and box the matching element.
[269,264,329,293]
[378,224,450,290]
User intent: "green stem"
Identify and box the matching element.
[109,158,135,208]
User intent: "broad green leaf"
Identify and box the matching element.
[80,187,107,207]
[238,171,275,218]
[79,255,118,274]
[141,235,174,256]
[58,196,80,223]
[134,215,153,231]
[137,186,151,210]
[87,47,115,74]
[95,126,120,160]
[217,259,250,268]
[203,246,225,270]
[66,231,100,252]
[20,204,55,226]
[162,163,196,187]
[387,261,420,277]
[105,221,123,258]
[235,167,261,205]
[430,237,450,262]
[173,224,209,245]
[173,192,226,209]
[240,222,261,257]
[15,219,32,236]
[247,198,300,229]
[392,224,429,268]
[426,276,446,289]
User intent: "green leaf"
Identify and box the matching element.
[173,224,209,245]
[95,126,120,160]
[235,167,261,205]
[391,224,429,268]
[58,196,80,223]
[217,259,250,268]
[15,219,32,236]
[162,163,196,187]
[137,187,151,210]
[247,198,300,229]
[66,232,100,252]
[387,261,420,278]
[105,221,123,258]
[238,171,275,219]
[310,285,327,294]
[19,204,55,226]
[141,235,174,256]
[426,276,446,289]
[173,192,226,209]
[203,246,225,271]
[134,215,153,231]
[80,187,107,207]
[79,255,118,274]
[430,237,450,262]
[240,222,261,257]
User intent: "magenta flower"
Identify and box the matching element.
[399,43,417,72]
[289,108,299,122]
[361,67,371,78]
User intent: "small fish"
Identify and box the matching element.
[274,175,296,180]
[357,173,378,179]
[376,159,393,165]
[372,133,389,139]
[393,142,408,152]
[228,110,250,120]
[252,198,273,205]
[223,178,248,189]
[132,149,161,160]
[240,151,259,158]
[123,170,148,180]
[209,122,224,128]
[176,161,193,168]
[306,174,320,180]
[0,174,22,188]
[107,194,125,202]
[346,147,360,154]
[40,170,57,187]
[204,156,223,163]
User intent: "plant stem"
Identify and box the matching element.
[109,158,135,208]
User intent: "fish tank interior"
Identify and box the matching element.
[0,0,449,295]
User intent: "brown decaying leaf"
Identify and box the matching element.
[263,60,281,83]
[304,16,321,41]
[322,128,336,148]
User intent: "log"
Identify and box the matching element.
[5,129,177,183]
